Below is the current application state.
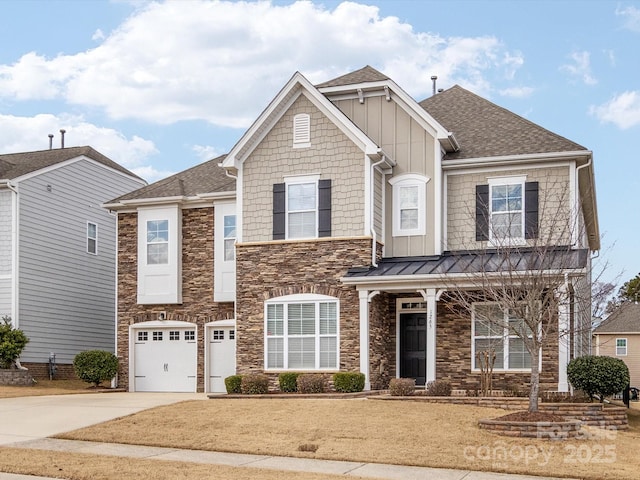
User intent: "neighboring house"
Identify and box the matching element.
[594,302,640,387]
[0,146,146,376]
[107,66,599,393]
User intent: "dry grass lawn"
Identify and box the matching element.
[0,447,356,480]
[53,398,640,480]
[0,379,112,398]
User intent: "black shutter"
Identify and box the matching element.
[273,183,285,240]
[524,181,539,239]
[318,179,332,237]
[475,184,489,241]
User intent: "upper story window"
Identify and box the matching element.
[389,174,429,237]
[265,294,339,370]
[87,222,97,255]
[224,215,236,261]
[273,177,331,240]
[616,338,627,356]
[476,177,538,244]
[472,303,532,371]
[292,113,310,148]
[146,219,169,265]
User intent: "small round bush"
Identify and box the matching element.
[224,375,242,394]
[297,373,328,393]
[567,355,630,401]
[240,374,269,394]
[73,350,118,387]
[425,379,452,396]
[278,372,299,393]
[389,378,415,396]
[0,316,29,369]
[333,372,365,393]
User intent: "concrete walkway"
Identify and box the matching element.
[0,392,576,480]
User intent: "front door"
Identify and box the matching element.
[400,313,426,386]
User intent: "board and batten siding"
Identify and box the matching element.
[0,190,13,318]
[333,96,438,257]
[17,159,144,364]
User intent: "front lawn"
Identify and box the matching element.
[0,379,113,398]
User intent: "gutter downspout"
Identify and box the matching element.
[370,156,387,267]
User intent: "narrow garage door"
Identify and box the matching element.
[134,328,197,392]
[208,327,236,393]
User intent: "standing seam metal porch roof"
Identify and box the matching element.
[344,248,589,279]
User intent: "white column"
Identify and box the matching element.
[419,288,437,383]
[359,289,371,391]
[557,284,570,392]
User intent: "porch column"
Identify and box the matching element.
[419,288,437,383]
[359,289,371,391]
[557,283,570,392]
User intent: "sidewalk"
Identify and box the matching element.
[6,437,573,480]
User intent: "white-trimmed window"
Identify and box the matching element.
[616,338,627,356]
[87,222,97,254]
[224,215,236,261]
[265,294,339,370]
[293,113,310,148]
[472,303,532,370]
[146,219,169,265]
[390,174,429,237]
[488,176,525,243]
[287,175,318,239]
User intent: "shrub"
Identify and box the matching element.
[389,378,415,396]
[0,316,29,369]
[333,372,365,393]
[297,373,328,394]
[224,375,242,394]
[73,350,118,387]
[425,379,452,396]
[240,374,269,394]
[278,372,300,393]
[567,355,630,402]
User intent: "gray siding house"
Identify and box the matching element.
[0,146,146,375]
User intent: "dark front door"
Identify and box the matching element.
[400,313,426,386]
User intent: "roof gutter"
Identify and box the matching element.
[442,150,591,170]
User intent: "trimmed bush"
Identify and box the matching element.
[389,378,415,396]
[567,355,630,402]
[0,316,29,369]
[333,372,365,393]
[297,373,328,394]
[240,374,269,394]
[224,375,242,394]
[278,372,299,393]
[425,379,452,396]
[73,350,118,387]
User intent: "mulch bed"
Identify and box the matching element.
[495,410,566,422]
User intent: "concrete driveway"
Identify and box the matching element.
[0,392,205,445]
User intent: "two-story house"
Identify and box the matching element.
[108,66,598,393]
[0,146,146,377]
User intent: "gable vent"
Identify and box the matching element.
[293,113,310,148]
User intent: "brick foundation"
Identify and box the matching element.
[20,362,76,380]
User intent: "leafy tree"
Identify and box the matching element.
[0,316,29,369]
[618,273,640,303]
[567,355,629,402]
[73,350,118,387]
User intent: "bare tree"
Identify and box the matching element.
[444,175,596,412]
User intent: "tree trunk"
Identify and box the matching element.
[528,345,541,412]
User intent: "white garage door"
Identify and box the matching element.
[208,326,236,393]
[133,327,197,392]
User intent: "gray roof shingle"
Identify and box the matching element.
[316,65,389,88]
[594,302,640,334]
[419,85,587,160]
[109,154,234,203]
[0,146,141,181]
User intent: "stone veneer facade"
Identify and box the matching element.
[117,208,234,392]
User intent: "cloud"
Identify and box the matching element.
[0,1,523,128]
[616,5,640,32]
[0,113,159,177]
[499,86,534,98]
[192,144,226,162]
[560,51,597,85]
[92,29,105,41]
[590,91,640,129]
